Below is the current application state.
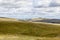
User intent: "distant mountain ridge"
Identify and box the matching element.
[29,18,60,24]
[0,17,60,24]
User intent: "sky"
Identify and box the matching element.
[0,0,60,19]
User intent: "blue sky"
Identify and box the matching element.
[0,0,60,19]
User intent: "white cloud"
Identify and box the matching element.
[55,0,60,4]
[34,0,51,7]
[0,0,60,19]
[0,0,32,12]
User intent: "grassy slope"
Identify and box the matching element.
[0,21,60,37]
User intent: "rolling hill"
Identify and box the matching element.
[0,17,17,21]
[0,17,60,37]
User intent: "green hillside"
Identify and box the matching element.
[0,21,60,37]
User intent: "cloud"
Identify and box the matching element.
[0,3,21,8]
[0,0,60,19]
[34,0,51,8]
[0,0,32,12]
[32,0,60,19]
[34,7,60,18]
[0,0,32,8]
[35,0,60,7]
[49,0,60,7]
